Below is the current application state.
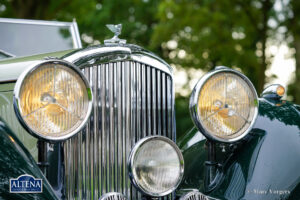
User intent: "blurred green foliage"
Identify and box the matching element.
[152,0,271,92]
[175,95,194,138]
[284,1,300,104]
[0,0,299,137]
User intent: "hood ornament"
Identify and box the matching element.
[104,24,126,44]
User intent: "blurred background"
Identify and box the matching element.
[0,0,299,138]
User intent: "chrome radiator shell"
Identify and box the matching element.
[63,45,175,200]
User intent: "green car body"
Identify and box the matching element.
[0,117,59,200]
[177,98,300,200]
[0,19,300,200]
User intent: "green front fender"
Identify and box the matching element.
[177,99,300,200]
[0,118,59,200]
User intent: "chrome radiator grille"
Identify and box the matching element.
[64,60,175,200]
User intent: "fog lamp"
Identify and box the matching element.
[14,60,93,141]
[128,136,184,197]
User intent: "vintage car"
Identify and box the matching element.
[0,18,299,200]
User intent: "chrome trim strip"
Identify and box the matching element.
[162,72,166,137]
[189,67,259,143]
[64,46,132,65]
[141,64,146,138]
[128,136,184,197]
[136,62,141,141]
[63,45,173,76]
[71,19,82,48]
[131,54,173,76]
[124,61,130,197]
[152,68,157,136]
[146,67,152,137]
[85,68,92,200]
[167,75,174,140]
[0,17,75,26]
[13,59,93,141]
[157,70,162,136]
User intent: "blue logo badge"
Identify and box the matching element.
[10,174,42,193]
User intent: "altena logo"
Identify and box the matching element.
[10,174,42,193]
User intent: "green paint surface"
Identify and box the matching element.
[0,118,59,199]
[176,99,300,199]
[0,91,38,161]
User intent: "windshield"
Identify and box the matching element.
[0,18,82,58]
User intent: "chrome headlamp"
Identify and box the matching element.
[128,136,184,197]
[190,67,258,143]
[13,59,93,141]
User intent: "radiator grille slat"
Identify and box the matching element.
[64,60,174,200]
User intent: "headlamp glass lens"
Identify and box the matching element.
[131,137,183,196]
[198,72,257,140]
[18,63,91,139]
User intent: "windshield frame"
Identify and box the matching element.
[0,18,82,58]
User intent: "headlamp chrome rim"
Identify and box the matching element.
[189,67,259,143]
[13,59,93,141]
[128,136,184,197]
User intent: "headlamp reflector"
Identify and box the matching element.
[14,60,92,141]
